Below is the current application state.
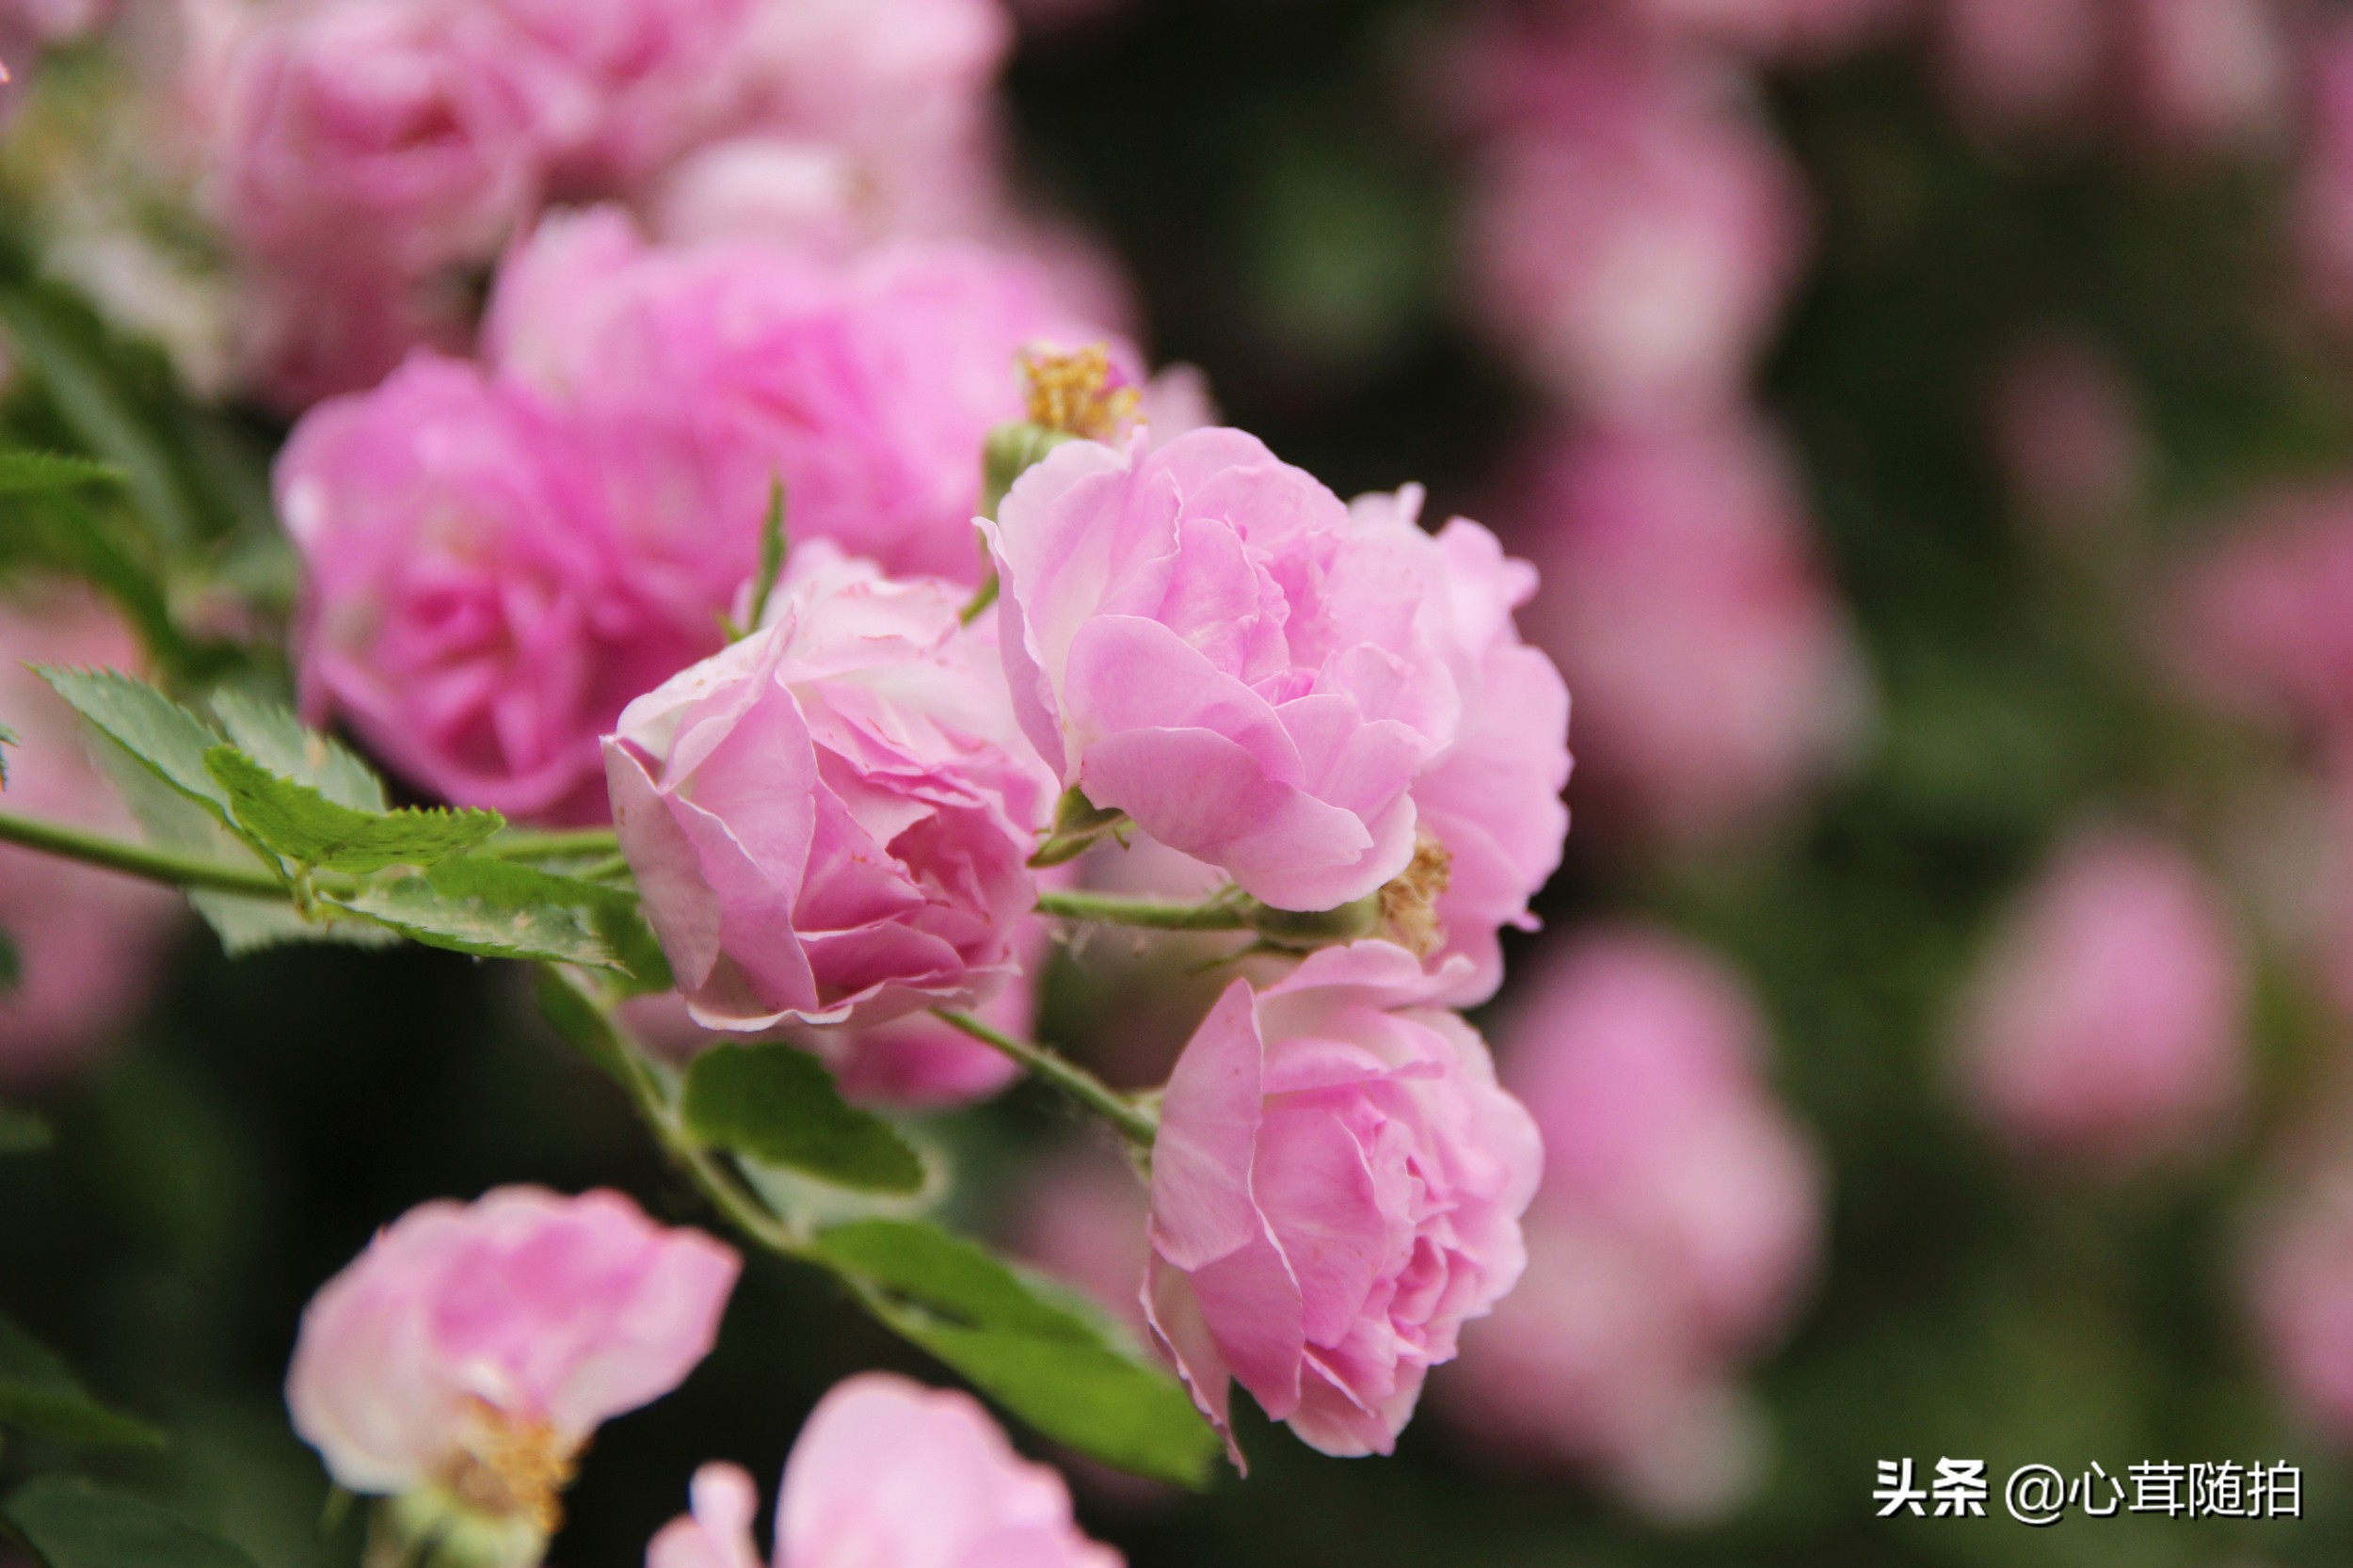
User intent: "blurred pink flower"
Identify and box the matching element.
[2169,484,2353,741]
[279,353,715,823]
[606,547,1055,1032]
[2250,1160,2353,1448]
[1617,0,1905,60]
[0,587,181,1085]
[487,208,1120,587]
[2121,0,2287,158]
[287,1187,738,1541]
[650,1373,1121,1568]
[1008,1144,1153,1341]
[1146,941,1543,1460]
[1954,825,2247,1170]
[1441,925,1821,1520]
[2299,19,2353,328]
[1449,17,1806,424]
[1936,0,2105,136]
[1503,416,1866,853]
[1987,334,2148,531]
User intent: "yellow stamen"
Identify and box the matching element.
[440,1402,579,1538]
[1380,830,1453,959]
[1021,344,1140,441]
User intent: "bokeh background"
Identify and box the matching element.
[8,0,2353,1564]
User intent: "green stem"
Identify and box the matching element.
[0,807,283,897]
[484,828,621,861]
[933,1009,1157,1147]
[1034,888,1251,931]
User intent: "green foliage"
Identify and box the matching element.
[326,857,654,976]
[813,1219,1221,1487]
[0,1313,162,1448]
[2,1478,258,1568]
[682,1044,925,1194]
[202,747,502,874]
[0,452,125,493]
[207,692,386,813]
[745,478,790,632]
[35,667,240,830]
[0,1102,48,1154]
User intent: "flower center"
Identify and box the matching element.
[1021,344,1140,441]
[1379,830,1453,958]
[440,1401,580,1537]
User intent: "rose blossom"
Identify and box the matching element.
[988,429,1481,912]
[287,1187,738,1553]
[485,207,1124,586]
[2169,485,2353,741]
[1446,17,1807,424]
[0,586,182,1085]
[1440,926,1821,1521]
[279,353,716,823]
[1145,940,1543,1459]
[606,546,1055,1032]
[649,1373,1120,1568]
[1954,826,2247,1170]
[1504,416,1865,853]
[1617,0,1902,60]
[1346,487,1572,1004]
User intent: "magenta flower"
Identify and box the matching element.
[650,1373,1120,1568]
[1954,826,2247,1172]
[2169,487,2353,745]
[987,430,1474,912]
[286,1187,738,1547]
[1145,941,1543,1459]
[1440,926,1821,1521]
[0,587,181,1085]
[485,208,1123,586]
[605,547,1056,1032]
[279,353,715,823]
[1505,416,1865,853]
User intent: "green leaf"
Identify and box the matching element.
[814,1220,1219,1485]
[683,1044,924,1194]
[207,691,386,812]
[0,1102,49,1154]
[204,747,500,873]
[531,965,639,1090]
[0,451,126,493]
[0,1314,164,1448]
[326,856,641,972]
[36,666,236,825]
[744,478,790,633]
[3,1478,255,1568]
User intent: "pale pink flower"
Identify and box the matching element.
[1987,334,2148,530]
[2169,484,2353,741]
[486,208,1122,586]
[650,1373,1121,1568]
[1450,19,1806,424]
[287,1187,738,1536]
[1504,417,1866,853]
[605,547,1056,1032]
[1936,0,2105,136]
[1441,926,1821,1521]
[278,353,717,822]
[2251,1164,2353,1448]
[1348,487,1572,1004]
[1145,941,1543,1459]
[1954,826,2247,1170]
[987,430,1476,912]
[2121,0,2287,159]
[0,587,181,1085]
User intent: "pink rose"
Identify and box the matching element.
[1346,488,1572,1004]
[1145,941,1543,1459]
[279,353,717,822]
[1618,0,1902,60]
[2120,0,2286,159]
[1935,0,2105,136]
[605,547,1055,1032]
[1954,826,2247,1170]
[1987,334,2148,530]
[0,587,182,1085]
[286,1187,738,1539]
[650,1373,1120,1568]
[1448,19,1806,424]
[986,430,1474,912]
[485,208,1122,586]
[2251,1165,2353,1448]
[1504,416,1865,853]
[1440,926,1820,1521]
[2169,485,2353,741]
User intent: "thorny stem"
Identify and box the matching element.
[932,1008,1159,1148]
[0,807,284,896]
